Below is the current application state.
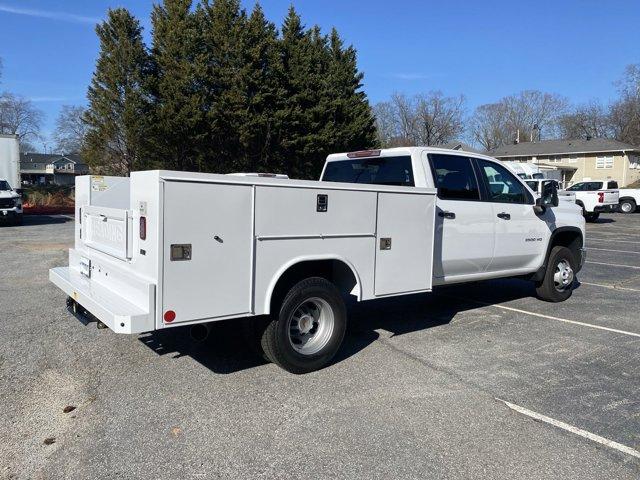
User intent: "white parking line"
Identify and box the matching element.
[497,398,640,460]
[580,281,640,293]
[440,294,640,338]
[586,261,640,270]
[588,238,640,245]
[587,247,640,255]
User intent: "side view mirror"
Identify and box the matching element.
[534,180,559,214]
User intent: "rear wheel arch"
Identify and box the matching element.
[265,257,361,315]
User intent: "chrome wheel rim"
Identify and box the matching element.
[288,297,334,355]
[621,202,632,213]
[553,259,574,291]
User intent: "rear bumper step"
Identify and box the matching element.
[50,266,153,334]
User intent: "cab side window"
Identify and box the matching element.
[477,159,529,204]
[429,154,480,201]
[567,182,586,191]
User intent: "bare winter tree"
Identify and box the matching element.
[372,101,397,147]
[469,102,509,151]
[373,92,466,147]
[557,101,612,139]
[609,64,640,146]
[0,93,44,149]
[53,105,88,154]
[413,92,465,145]
[469,90,568,151]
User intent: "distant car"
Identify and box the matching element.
[560,180,619,222]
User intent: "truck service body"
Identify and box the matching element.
[50,147,586,373]
[0,134,23,224]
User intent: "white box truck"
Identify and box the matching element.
[0,134,23,225]
[50,147,586,373]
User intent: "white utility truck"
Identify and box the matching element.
[0,134,23,225]
[50,147,586,373]
[560,180,619,222]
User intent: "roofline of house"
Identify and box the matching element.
[494,148,639,158]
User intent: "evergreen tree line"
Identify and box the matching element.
[82,0,377,179]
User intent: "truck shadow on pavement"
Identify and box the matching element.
[138,278,550,375]
[17,215,73,226]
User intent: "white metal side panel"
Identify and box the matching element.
[254,186,376,238]
[162,182,253,323]
[254,237,376,314]
[375,193,436,296]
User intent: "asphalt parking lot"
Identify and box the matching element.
[1,213,639,479]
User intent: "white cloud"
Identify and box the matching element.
[388,73,433,81]
[0,3,100,25]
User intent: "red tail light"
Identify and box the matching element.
[164,310,176,323]
[598,192,604,203]
[139,216,146,240]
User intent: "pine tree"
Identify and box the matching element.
[199,0,247,172]
[83,8,151,175]
[148,0,206,171]
[322,28,377,154]
[236,3,284,173]
[278,6,320,178]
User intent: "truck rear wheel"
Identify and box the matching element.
[584,212,599,222]
[619,199,636,214]
[536,246,576,302]
[261,277,346,374]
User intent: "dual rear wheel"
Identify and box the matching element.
[247,277,347,374]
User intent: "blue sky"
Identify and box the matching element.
[0,0,639,151]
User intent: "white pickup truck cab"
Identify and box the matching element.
[0,178,23,225]
[50,147,585,373]
[561,180,619,222]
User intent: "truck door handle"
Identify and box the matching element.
[438,211,456,219]
[497,212,511,220]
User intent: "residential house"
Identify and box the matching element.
[20,153,90,186]
[491,138,640,187]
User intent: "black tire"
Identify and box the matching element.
[584,212,599,222]
[535,246,576,302]
[261,277,346,374]
[619,199,636,214]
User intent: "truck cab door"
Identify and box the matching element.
[426,154,495,278]
[475,159,549,272]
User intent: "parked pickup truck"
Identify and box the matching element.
[560,180,619,222]
[0,178,23,225]
[616,187,640,214]
[50,147,586,373]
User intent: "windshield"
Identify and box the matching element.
[322,156,414,186]
[0,180,12,191]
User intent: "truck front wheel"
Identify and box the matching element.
[261,277,347,374]
[584,212,599,222]
[535,246,576,302]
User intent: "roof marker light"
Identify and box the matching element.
[347,149,381,158]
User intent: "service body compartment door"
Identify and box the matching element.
[162,182,253,323]
[374,193,436,296]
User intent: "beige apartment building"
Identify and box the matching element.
[491,138,640,187]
